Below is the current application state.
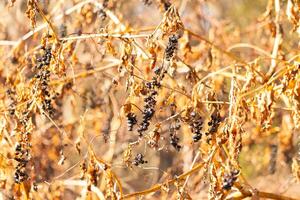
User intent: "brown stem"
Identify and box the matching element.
[231,191,299,200]
[258,191,298,200]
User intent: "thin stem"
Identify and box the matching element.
[34,1,59,41]
[258,191,298,200]
[186,29,248,65]
[230,191,299,200]
[60,33,149,41]
[227,43,271,57]
[50,61,121,85]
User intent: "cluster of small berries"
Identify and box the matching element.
[132,153,147,166]
[168,105,182,151]
[188,111,203,142]
[206,112,222,134]
[205,111,222,143]
[6,89,16,116]
[126,112,137,131]
[14,114,32,184]
[137,89,157,135]
[137,76,162,136]
[165,34,179,61]
[36,46,51,69]
[222,170,239,190]
[170,129,181,151]
[34,47,55,117]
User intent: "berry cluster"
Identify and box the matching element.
[188,111,203,142]
[14,112,32,183]
[137,78,161,136]
[126,112,137,131]
[165,34,179,61]
[170,128,181,151]
[14,141,30,183]
[222,170,239,190]
[6,89,16,116]
[169,106,182,151]
[207,112,222,134]
[145,77,162,89]
[205,111,222,143]
[34,47,55,117]
[132,153,147,166]
[36,46,51,69]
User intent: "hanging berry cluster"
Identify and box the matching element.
[33,46,55,117]
[137,78,161,136]
[128,33,179,137]
[6,89,16,116]
[188,111,203,142]
[165,34,179,61]
[126,112,137,131]
[132,153,147,166]
[169,105,182,151]
[205,109,222,143]
[222,170,239,190]
[14,112,32,183]
[170,125,181,151]
[135,32,178,136]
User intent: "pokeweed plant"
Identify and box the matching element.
[0,0,299,199]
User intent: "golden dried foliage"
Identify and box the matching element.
[0,0,299,200]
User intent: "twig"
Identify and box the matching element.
[18,0,94,43]
[60,33,149,41]
[50,61,121,85]
[0,40,18,46]
[230,190,299,200]
[34,1,59,41]
[267,0,282,77]
[227,43,271,57]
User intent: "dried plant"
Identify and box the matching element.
[0,0,299,199]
